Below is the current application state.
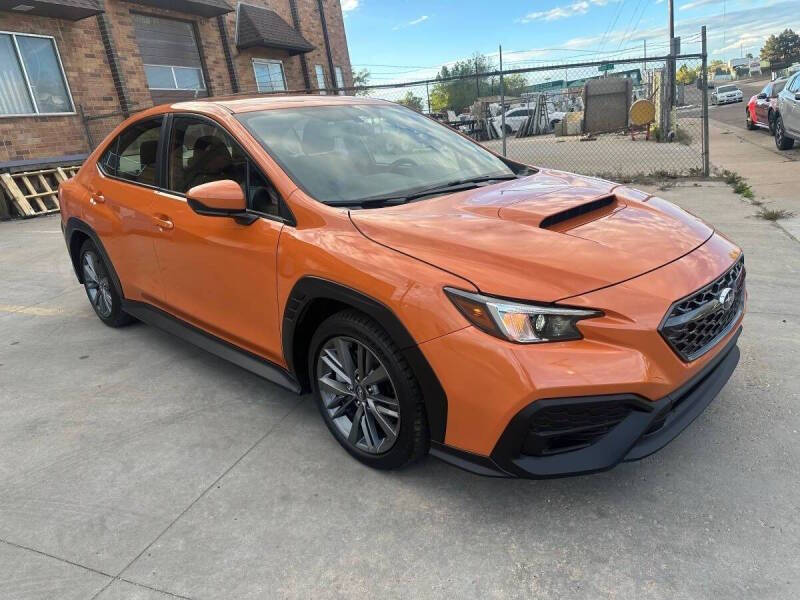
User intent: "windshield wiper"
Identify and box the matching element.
[347,174,520,208]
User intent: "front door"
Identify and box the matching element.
[91,116,165,303]
[150,114,285,363]
[755,84,770,123]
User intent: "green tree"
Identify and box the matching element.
[352,68,370,96]
[503,73,528,98]
[676,64,699,85]
[396,90,424,112]
[430,53,505,113]
[760,29,800,65]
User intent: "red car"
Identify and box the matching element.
[747,78,787,132]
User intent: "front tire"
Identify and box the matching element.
[775,114,795,150]
[79,240,134,327]
[746,110,757,130]
[309,310,428,470]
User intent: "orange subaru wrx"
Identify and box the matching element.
[60,96,745,478]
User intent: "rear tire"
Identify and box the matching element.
[79,239,134,328]
[309,309,428,470]
[768,110,776,134]
[775,114,795,150]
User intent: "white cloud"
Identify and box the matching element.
[393,15,430,30]
[518,0,613,24]
[341,0,359,12]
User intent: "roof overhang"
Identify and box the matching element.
[122,0,233,18]
[0,0,103,21]
[235,3,313,56]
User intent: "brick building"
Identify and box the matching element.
[0,0,353,169]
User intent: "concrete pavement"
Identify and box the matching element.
[1,181,799,599]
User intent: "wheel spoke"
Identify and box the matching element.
[348,405,364,445]
[84,254,98,282]
[331,396,356,419]
[356,343,365,380]
[367,400,397,443]
[362,409,378,451]
[321,349,350,384]
[334,338,355,382]
[374,404,399,419]
[318,374,352,398]
[361,364,388,386]
[367,393,399,408]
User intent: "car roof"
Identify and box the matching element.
[166,94,391,116]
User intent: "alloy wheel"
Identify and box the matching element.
[316,336,400,454]
[82,251,113,318]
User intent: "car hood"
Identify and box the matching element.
[349,169,713,302]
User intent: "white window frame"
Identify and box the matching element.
[334,66,345,95]
[142,64,207,91]
[315,64,327,95]
[252,58,287,93]
[0,30,75,118]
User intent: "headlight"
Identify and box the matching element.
[444,287,602,344]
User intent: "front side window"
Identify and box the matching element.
[0,32,73,116]
[238,104,516,206]
[789,75,800,94]
[315,65,327,95]
[144,65,206,91]
[253,60,286,93]
[166,116,281,217]
[772,80,786,96]
[100,117,163,187]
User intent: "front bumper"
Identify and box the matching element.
[431,327,740,478]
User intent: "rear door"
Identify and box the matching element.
[92,116,165,303]
[755,84,770,123]
[149,114,286,363]
[785,75,800,136]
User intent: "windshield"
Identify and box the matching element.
[237,104,516,205]
[717,85,737,93]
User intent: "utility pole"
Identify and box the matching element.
[701,26,710,176]
[499,45,506,156]
[665,0,676,135]
[475,56,480,100]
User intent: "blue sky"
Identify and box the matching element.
[340,0,800,82]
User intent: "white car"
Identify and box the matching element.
[492,106,566,134]
[711,85,743,105]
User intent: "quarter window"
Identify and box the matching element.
[0,32,73,116]
[99,117,163,187]
[253,59,286,93]
[315,65,327,95]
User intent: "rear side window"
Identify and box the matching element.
[99,117,163,187]
[789,75,800,93]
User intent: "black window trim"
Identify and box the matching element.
[96,111,295,226]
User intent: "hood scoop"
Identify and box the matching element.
[539,195,617,231]
[498,194,623,231]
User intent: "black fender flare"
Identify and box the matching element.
[282,276,448,443]
[64,217,125,300]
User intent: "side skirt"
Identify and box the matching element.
[122,300,301,394]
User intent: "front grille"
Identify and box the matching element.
[521,400,636,456]
[660,256,745,361]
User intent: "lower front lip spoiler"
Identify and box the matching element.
[431,327,741,479]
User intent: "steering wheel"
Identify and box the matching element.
[389,158,418,172]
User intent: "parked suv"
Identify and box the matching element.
[774,72,800,150]
[60,96,745,478]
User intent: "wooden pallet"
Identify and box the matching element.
[0,165,80,218]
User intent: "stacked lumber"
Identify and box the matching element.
[0,166,79,218]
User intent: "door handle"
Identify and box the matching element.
[90,192,105,205]
[153,215,174,231]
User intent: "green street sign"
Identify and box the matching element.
[598,63,615,72]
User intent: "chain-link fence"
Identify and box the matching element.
[80,36,708,180]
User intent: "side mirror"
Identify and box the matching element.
[796,92,800,101]
[757,93,767,100]
[186,180,257,225]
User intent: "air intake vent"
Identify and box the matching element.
[539,195,615,229]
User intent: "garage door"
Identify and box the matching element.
[133,14,208,105]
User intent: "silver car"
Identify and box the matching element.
[775,72,800,150]
[711,84,743,105]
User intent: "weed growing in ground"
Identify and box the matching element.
[757,207,794,221]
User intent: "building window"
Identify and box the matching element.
[0,32,74,116]
[315,64,327,95]
[143,65,206,91]
[252,59,286,93]
[334,66,345,95]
